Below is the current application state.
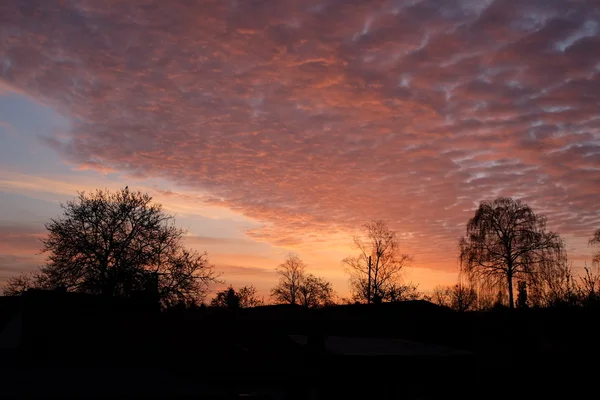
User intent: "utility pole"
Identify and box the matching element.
[367,255,372,304]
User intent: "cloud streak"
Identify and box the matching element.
[1,0,600,272]
[0,224,45,285]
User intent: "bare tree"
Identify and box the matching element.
[343,220,412,304]
[590,229,600,266]
[155,248,219,308]
[459,198,565,309]
[579,265,600,304]
[297,274,335,308]
[2,271,45,296]
[385,282,422,302]
[6,188,219,307]
[473,280,502,310]
[431,283,477,311]
[585,230,600,304]
[237,285,265,308]
[432,285,452,308]
[451,283,478,312]
[270,254,306,305]
[528,258,578,307]
[270,254,334,308]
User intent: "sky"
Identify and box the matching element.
[1,0,599,299]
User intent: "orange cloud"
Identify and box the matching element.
[1,0,600,287]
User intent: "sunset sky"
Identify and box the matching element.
[1,0,599,299]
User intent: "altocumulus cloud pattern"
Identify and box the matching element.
[1,0,599,268]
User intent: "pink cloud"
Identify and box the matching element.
[0,225,45,284]
[0,225,44,255]
[1,0,599,278]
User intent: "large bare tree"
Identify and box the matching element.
[270,254,334,308]
[270,254,305,305]
[343,220,412,304]
[4,188,219,307]
[459,197,564,309]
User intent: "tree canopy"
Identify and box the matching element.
[432,283,477,312]
[343,220,412,304]
[210,285,264,309]
[5,188,219,308]
[270,254,334,308]
[459,197,564,309]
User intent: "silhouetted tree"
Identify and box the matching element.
[237,285,264,308]
[337,297,357,305]
[432,285,451,308]
[579,265,600,304]
[2,271,45,296]
[459,198,564,309]
[585,230,600,304]
[473,280,501,310]
[270,254,334,308]
[432,283,477,311]
[528,259,578,307]
[517,281,528,309]
[451,283,478,312]
[270,254,306,305]
[211,286,241,309]
[297,274,334,308]
[385,282,422,303]
[590,229,600,267]
[211,285,263,309]
[10,188,219,307]
[343,220,412,304]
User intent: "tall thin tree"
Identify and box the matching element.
[343,220,412,304]
[270,254,306,305]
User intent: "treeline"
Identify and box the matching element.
[431,264,600,312]
[3,188,600,312]
[452,197,600,311]
[435,197,600,311]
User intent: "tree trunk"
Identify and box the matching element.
[290,280,296,305]
[367,256,372,304]
[507,270,514,310]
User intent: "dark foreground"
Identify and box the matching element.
[0,291,597,399]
